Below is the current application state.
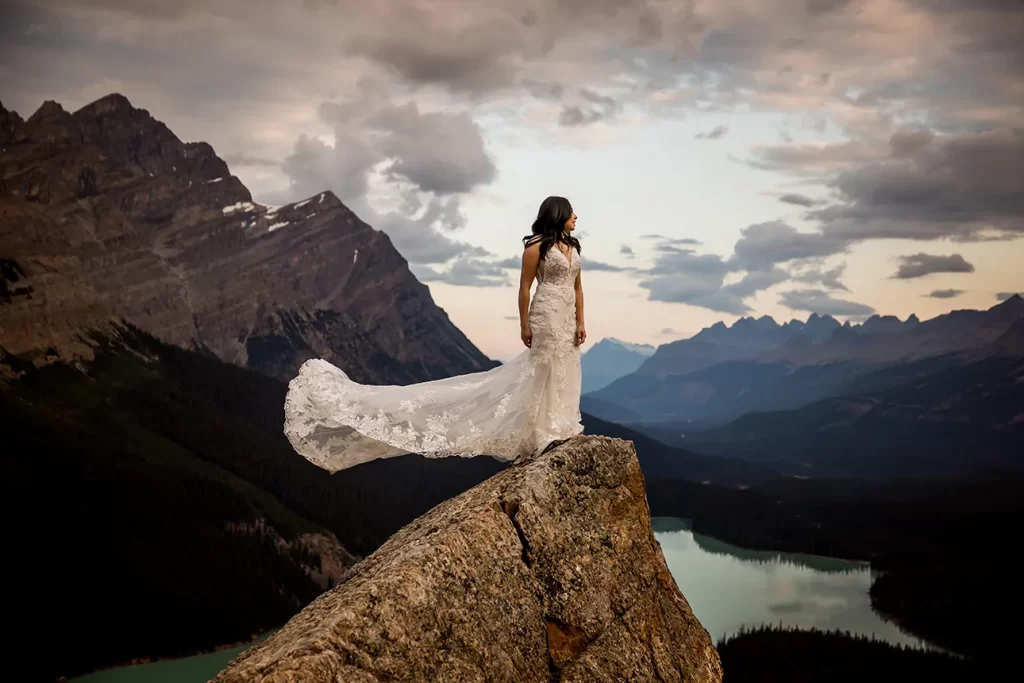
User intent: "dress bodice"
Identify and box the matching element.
[536,246,580,291]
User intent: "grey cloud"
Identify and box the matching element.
[926,289,964,299]
[889,128,934,157]
[323,0,701,95]
[275,128,487,266]
[747,141,879,174]
[779,289,876,318]
[637,249,780,315]
[356,101,497,195]
[727,267,790,298]
[223,152,280,167]
[660,327,677,335]
[655,244,697,254]
[805,0,854,15]
[338,10,528,93]
[620,244,634,258]
[996,291,1019,301]
[558,87,620,127]
[280,132,378,205]
[892,253,975,279]
[10,0,1024,290]
[791,263,848,291]
[732,221,849,271]
[559,106,599,126]
[45,0,202,20]
[695,124,728,139]
[495,256,522,269]
[640,234,702,245]
[521,79,564,100]
[413,255,511,287]
[779,193,818,207]
[372,197,491,264]
[583,259,628,272]
[813,128,1024,241]
[277,89,498,266]
[581,87,616,107]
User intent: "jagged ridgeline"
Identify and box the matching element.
[0,94,503,679]
[0,93,496,383]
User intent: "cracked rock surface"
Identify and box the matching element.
[213,436,723,683]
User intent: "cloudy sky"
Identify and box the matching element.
[3,0,1022,360]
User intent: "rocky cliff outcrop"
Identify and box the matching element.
[214,436,723,683]
[0,94,495,383]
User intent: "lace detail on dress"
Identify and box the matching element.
[284,247,583,472]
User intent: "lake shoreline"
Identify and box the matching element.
[651,516,873,566]
[653,520,938,653]
[68,630,276,682]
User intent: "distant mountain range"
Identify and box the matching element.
[581,337,655,393]
[587,297,1022,422]
[584,296,1024,477]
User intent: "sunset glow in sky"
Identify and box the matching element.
[3,0,1022,360]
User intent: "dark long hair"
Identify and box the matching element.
[522,196,581,260]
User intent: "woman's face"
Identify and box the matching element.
[563,211,577,233]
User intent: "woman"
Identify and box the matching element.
[283,196,585,472]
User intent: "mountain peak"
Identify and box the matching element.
[28,100,69,122]
[316,190,343,210]
[604,337,655,352]
[991,293,1024,318]
[75,93,135,117]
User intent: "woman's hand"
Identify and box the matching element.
[575,323,587,346]
[521,325,532,348]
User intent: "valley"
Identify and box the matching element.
[2,93,1020,680]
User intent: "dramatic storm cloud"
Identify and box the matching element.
[3,0,1021,357]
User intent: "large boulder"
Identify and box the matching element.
[214,436,723,682]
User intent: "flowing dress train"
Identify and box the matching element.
[283,246,584,472]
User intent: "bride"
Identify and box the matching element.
[283,196,586,472]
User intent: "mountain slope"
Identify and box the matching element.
[676,355,1024,478]
[2,325,505,680]
[580,413,778,485]
[0,196,115,365]
[581,337,655,393]
[1,94,495,384]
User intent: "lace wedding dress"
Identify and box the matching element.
[284,246,584,472]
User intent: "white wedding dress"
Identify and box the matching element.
[284,246,584,472]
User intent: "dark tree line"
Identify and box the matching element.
[717,625,985,682]
[2,326,501,679]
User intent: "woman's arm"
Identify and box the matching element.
[574,269,586,345]
[519,241,541,347]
